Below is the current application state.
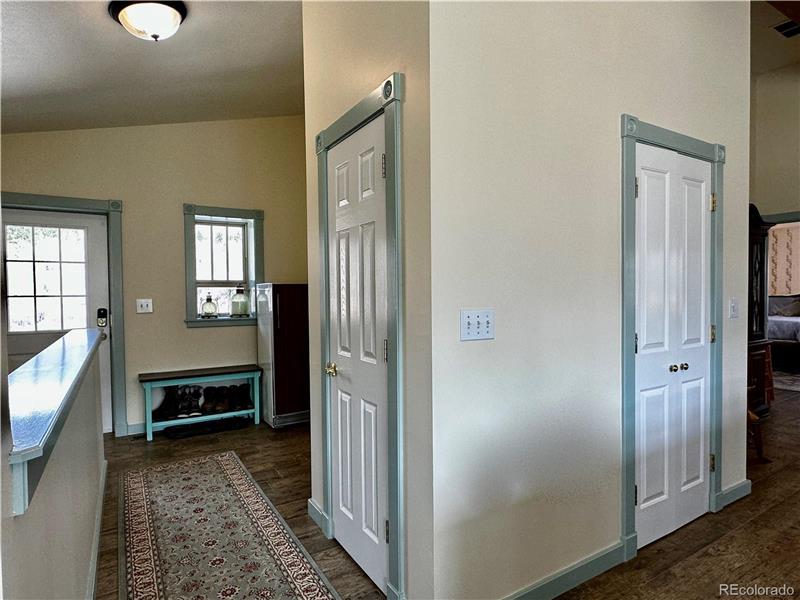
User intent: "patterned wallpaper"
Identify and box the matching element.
[769,222,800,296]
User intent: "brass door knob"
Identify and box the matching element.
[669,364,679,373]
[324,362,338,377]
[680,363,689,371]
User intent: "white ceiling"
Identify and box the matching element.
[752,1,800,75]
[1,1,304,133]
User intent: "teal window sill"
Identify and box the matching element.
[185,317,256,328]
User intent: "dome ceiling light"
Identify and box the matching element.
[108,2,188,42]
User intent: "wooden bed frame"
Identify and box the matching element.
[771,339,800,373]
[768,295,800,374]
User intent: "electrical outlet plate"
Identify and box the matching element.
[729,297,739,319]
[460,309,495,341]
[136,299,153,314]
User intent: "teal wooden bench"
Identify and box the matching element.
[139,364,261,441]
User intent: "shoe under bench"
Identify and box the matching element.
[139,364,262,441]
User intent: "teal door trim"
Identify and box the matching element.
[313,73,406,600]
[763,211,800,224]
[620,115,743,558]
[1,191,129,437]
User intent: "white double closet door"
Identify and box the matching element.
[635,143,712,548]
[327,114,389,591]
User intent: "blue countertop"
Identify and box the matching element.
[8,329,103,463]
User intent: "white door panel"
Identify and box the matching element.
[637,164,670,355]
[360,222,378,364]
[361,397,379,542]
[639,385,669,509]
[337,230,352,356]
[679,177,707,348]
[328,115,388,591]
[635,144,711,548]
[337,389,354,517]
[679,378,704,491]
[3,209,113,433]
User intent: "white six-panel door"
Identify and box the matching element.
[327,114,389,591]
[635,143,712,548]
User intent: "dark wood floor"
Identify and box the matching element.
[100,389,800,600]
[96,422,382,600]
[560,387,800,599]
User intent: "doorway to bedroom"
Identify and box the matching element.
[766,219,800,381]
[747,0,799,471]
[745,209,800,522]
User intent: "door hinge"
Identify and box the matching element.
[710,453,716,472]
[381,153,386,179]
[385,519,390,543]
[634,484,638,506]
[710,192,718,212]
[710,324,717,343]
[634,332,639,354]
[634,177,639,199]
[383,338,389,363]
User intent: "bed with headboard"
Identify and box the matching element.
[766,217,800,374]
[768,294,800,373]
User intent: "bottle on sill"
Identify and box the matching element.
[230,284,250,318]
[201,293,218,319]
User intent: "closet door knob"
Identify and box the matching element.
[669,364,679,373]
[680,363,689,371]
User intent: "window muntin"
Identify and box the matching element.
[4,224,88,332]
[192,218,252,318]
[184,205,263,325]
[194,222,246,283]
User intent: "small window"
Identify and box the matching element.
[194,221,247,314]
[4,224,88,332]
[184,205,264,327]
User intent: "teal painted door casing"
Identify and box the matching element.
[314,73,406,600]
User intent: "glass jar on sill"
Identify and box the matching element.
[200,293,218,319]
[230,284,250,318]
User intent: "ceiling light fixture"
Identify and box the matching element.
[108,1,187,42]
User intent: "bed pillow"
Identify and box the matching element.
[772,297,800,317]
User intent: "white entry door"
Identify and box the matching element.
[327,114,389,591]
[3,209,113,433]
[635,143,712,548]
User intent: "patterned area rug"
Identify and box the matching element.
[120,451,338,600]
[775,371,800,392]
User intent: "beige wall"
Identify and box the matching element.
[301,2,433,597]
[1,356,103,599]
[1,116,307,427]
[430,2,750,598]
[750,63,800,216]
